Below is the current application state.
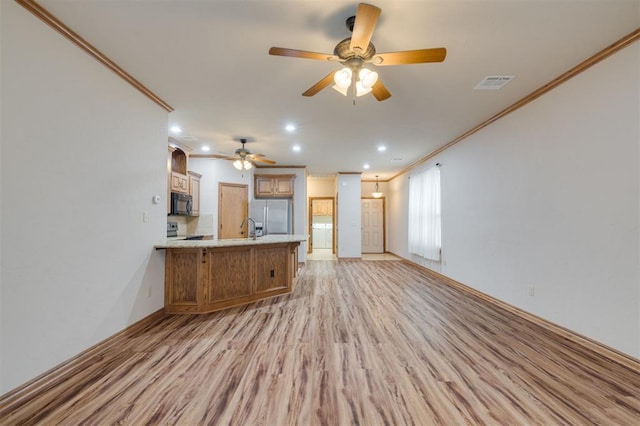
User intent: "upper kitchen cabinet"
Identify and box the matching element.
[171,145,187,174]
[169,145,189,194]
[188,171,201,216]
[254,174,295,198]
[312,199,333,216]
[170,172,189,194]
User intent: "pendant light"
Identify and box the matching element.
[371,175,383,198]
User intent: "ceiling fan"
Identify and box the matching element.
[269,3,447,102]
[215,138,276,171]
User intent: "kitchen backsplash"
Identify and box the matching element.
[168,214,215,237]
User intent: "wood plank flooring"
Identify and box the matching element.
[2,259,640,425]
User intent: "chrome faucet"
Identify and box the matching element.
[240,217,257,239]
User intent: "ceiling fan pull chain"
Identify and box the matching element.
[352,71,357,105]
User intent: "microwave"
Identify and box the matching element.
[170,192,193,216]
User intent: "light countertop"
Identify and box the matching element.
[155,234,308,249]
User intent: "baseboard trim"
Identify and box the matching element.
[0,309,167,409]
[397,256,640,375]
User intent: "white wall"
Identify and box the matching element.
[1,2,168,393]
[337,173,362,258]
[388,43,640,357]
[307,176,336,198]
[0,0,4,393]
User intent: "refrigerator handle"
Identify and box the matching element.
[264,206,269,235]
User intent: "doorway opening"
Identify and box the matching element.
[308,197,335,257]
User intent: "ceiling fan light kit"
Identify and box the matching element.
[333,68,352,89]
[269,3,446,102]
[213,138,275,171]
[332,66,379,97]
[233,159,253,171]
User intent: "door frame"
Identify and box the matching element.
[307,196,336,254]
[218,182,248,239]
[361,196,386,253]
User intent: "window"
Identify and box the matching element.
[408,166,441,261]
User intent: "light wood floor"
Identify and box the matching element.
[2,260,640,425]
[307,249,401,261]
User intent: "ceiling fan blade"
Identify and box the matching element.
[204,154,233,160]
[302,71,336,97]
[269,47,337,61]
[371,48,447,66]
[252,157,276,165]
[349,3,381,54]
[371,80,391,101]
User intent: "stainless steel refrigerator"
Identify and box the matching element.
[249,199,293,235]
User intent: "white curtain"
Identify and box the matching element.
[408,167,441,261]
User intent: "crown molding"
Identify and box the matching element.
[254,165,307,169]
[362,179,389,183]
[15,0,173,113]
[390,27,640,181]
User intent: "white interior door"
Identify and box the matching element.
[361,198,384,253]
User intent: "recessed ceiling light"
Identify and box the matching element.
[292,145,301,152]
[377,145,387,152]
[170,126,182,134]
[363,163,370,169]
[285,124,296,132]
[201,146,210,152]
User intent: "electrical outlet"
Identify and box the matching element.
[147,286,152,298]
[143,211,149,223]
[528,286,535,297]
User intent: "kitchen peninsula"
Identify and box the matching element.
[155,235,307,314]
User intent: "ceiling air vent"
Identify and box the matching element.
[474,75,515,90]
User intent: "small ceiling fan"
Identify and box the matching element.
[269,3,447,102]
[215,138,276,171]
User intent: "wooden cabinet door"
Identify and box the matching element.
[255,177,275,197]
[189,173,201,216]
[274,177,294,196]
[165,249,200,310]
[255,246,288,293]
[320,200,329,215]
[206,248,253,303]
[171,172,189,194]
[312,200,333,216]
[254,174,295,198]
